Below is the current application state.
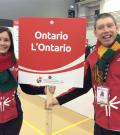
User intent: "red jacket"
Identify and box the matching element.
[0,63,45,123]
[0,64,22,123]
[87,49,120,131]
[57,48,120,131]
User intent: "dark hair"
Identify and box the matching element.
[0,26,16,62]
[94,13,117,30]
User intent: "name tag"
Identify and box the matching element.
[97,86,110,105]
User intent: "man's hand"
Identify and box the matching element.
[45,97,59,109]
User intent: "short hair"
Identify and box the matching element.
[94,13,117,30]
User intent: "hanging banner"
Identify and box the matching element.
[18,17,86,88]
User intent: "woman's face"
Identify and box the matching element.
[0,31,11,55]
[94,17,119,47]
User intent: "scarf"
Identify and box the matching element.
[0,52,14,72]
[0,52,18,92]
[92,34,120,85]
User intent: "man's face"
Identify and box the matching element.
[94,17,119,47]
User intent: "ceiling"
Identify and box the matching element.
[0,0,74,19]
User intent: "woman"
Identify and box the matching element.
[0,26,45,135]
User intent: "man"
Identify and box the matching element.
[49,13,120,135]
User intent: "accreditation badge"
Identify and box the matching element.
[97,86,110,105]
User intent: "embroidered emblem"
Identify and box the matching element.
[0,97,11,112]
[101,96,120,116]
[116,58,120,61]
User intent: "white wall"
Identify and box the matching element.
[100,0,120,13]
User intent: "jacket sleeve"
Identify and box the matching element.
[19,84,45,95]
[56,64,92,105]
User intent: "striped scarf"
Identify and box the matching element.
[92,34,120,85]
